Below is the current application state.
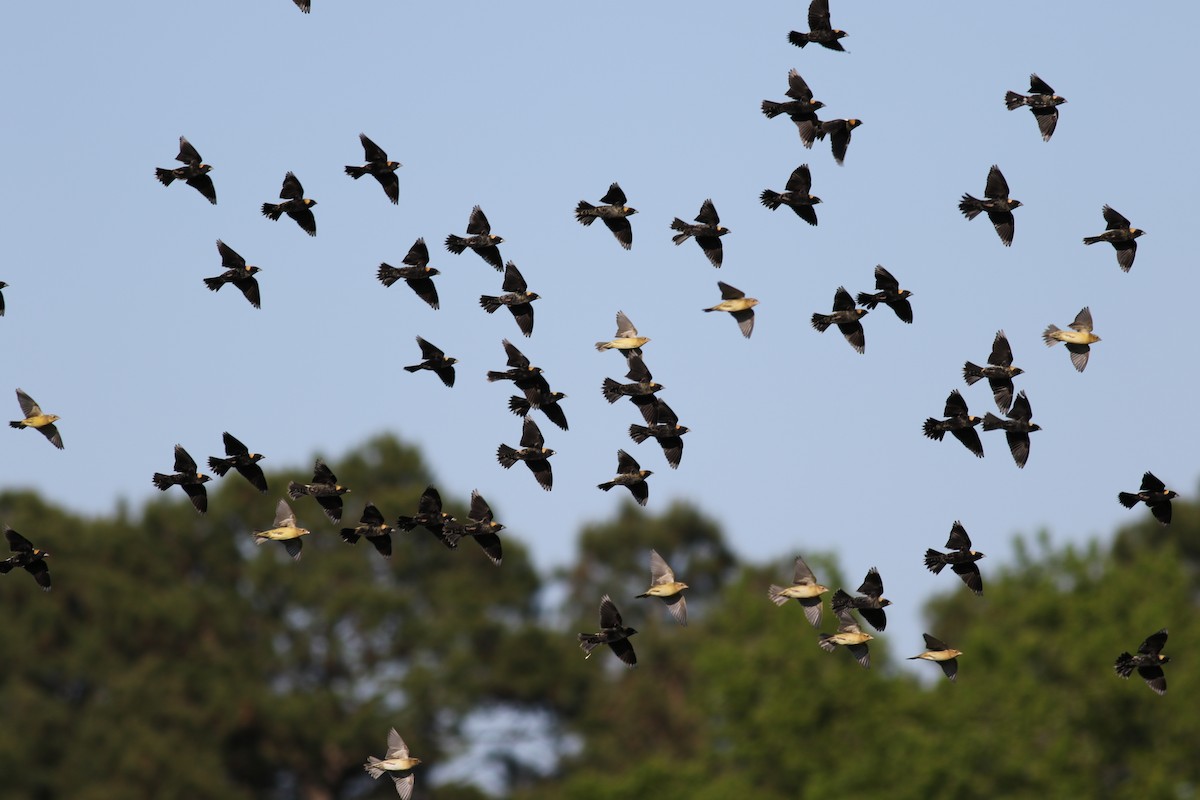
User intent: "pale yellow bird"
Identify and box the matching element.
[817,607,874,668]
[364,727,422,800]
[9,388,63,449]
[636,548,689,626]
[908,633,963,682]
[1042,306,1100,372]
[252,499,311,560]
[704,281,759,338]
[595,310,649,356]
[768,555,829,627]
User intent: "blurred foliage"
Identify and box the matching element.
[1,434,1198,799]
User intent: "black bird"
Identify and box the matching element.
[816,118,863,165]
[601,354,663,418]
[788,0,848,51]
[1115,629,1170,695]
[287,460,351,523]
[671,199,729,268]
[1005,74,1067,141]
[377,238,441,310]
[480,261,540,337]
[340,503,395,558]
[760,164,821,226]
[578,594,638,667]
[831,567,892,632]
[0,527,51,591]
[152,445,211,513]
[497,417,555,491]
[204,240,262,309]
[442,490,505,565]
[855,265,912,323]
[261,172,317,236]
[628,399,690,469]
[155,136,216,204]
[508,391,569,432]
[811,286,868,353]
[207,431,268,493]
[1083,205,1144,273]
[396,486,455,548]
[924,521,985,594]
[292,0,310,12]
[963,330,1024,412]
[445,205,504,271]
[575,182,637,250]
[761,69,825,148]
[597,449,653,506]
[982,390,1040,468]
[403,336,457,388]
[959,165,1021,246]
[0,281,6,316]
[1118,471,1178,526]
[923,389,984,459]
[487,339,551,406]
[345,133,401,204]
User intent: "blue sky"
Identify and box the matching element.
[2,0,1197,692]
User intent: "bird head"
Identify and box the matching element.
[337,485,351,494]
[489,235,504,244]
[1009,366,1025,377]
[250,453,265,463]
[855,308,869,318]
[675,425,691,434]
[305,198,318,207]
[200,164,213,173]
[848,119,863,129]
[1009,199,1023,209]
[387,161,402,170]
[880,599,893,608]
[1131,228,1145,238]
[426,267,441,276]
[526,292,541,301]
[971,551,986,559]
[624,207,638,215]
[899,289,913,299]
[247,266,262,275]
[447,358,459,365]
[1028,424,1042,433]
[198,474,212,484]
[640,470,654,479]
[541,448,556,457]
[47,414,61,424]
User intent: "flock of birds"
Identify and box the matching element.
[1,2,1179,796]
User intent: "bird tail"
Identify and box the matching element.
[669,219,693,244]
[830,589,853,614]
[1042,325,1061,347]
[151,473,173,492]
[767,584,792,607]
[402,364,423,374]
[574,200,598,225]
[508,396,531,417]
[1113,653,1136,678]
[962,362,985,385]
[155,168,176,186]
[480,295,503,314]
[0,562,12,574]
[601,378,624,404]
[364,756,385,779]
[261,202,284,221]
[376,264,402,287]
[810,313,833,333]
[444,234,468,255]
[760,99,785,119]
[577,633,602,655]
[442,529,464,548]
[923,549,947,574]
[981,412,1004,431]
[344,165,369,179]
[958,195,983,220]
[597,481,616,492]
[1082,235,1104,246]
[339,529,361,545]
[817,634,837,653]
[594,341,613,352]
[496,444,519,469]
[202,277,224,293]
[486,370,511,382]
[795,119,819,149]
[855,291,880,310]
[1004,91,1027,110]
[1117,492,1142,509]
[786,31,809,48]
[286,481,306,500]
[395,515,418,532]
[922,419,946,441]
[207,457,233,477]
[8,421,25,429]
[759,189,783,210]
[628,424,652,445]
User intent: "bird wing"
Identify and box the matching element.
[359,132,388,163]
[614,310,638,338]
[520,417,545,449]
[501,261,528,293]
[600,182,627,205]
[648,548,675,585]
[280,171,304,200]
[15,388,40,418]
[989,330,1014,367]
[466,205,491,235]
[1069,306,1093,332]
[173,445,198,474]
[984,165,1010,199]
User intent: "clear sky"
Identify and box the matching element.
[2,1,1197,685]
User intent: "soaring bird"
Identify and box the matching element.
[508,390,569,432]
[1043,306,1100,372]
[818,607,874,668]
[340,503,395,558]
[1083,205,1144,272]
[0,527,51,591]
[761,69,825,148]
[578,594,638,667]
[636,549,689,626]
[442,490,505,565]
[924,521,985,594]
[207,431,268,493]
[831,567,892,631]
[595,310,650,357]
[908,633,963,682]
[488,339,552,407]
[261,172,317,236]
[445,205,504,271]
[922,389,984,459]
[704,281,759,338]
[155,136,216,204]
[855,265,912,323]
[601,353,663,422]
[151,445,211,513]
[963,330,1023,412]
[10,388,63,449]
[496,417,555,491]
[253,499,311,561]
[982,390,1040,468]
[628,398,690,470]
[404,336,457,388]
[364,728,421,800]
[395,485,455,548]
[768,555,829,628]
[760,164,821,226]
[811,286,867,353]
[377,238,441,310]
[1005,74,1067,141]
[287,460,351,523]
[597,449,653,506]
[816,118,863,165]
[1118,471,1177,526]
[204,240,262,309]
[345,133,401,204]
[788,0,848,51]
[1114,629,1170,695]
[575,182,637,250]
[959,165,1021,246]
[480,261,540,338]
[670,199,729,268]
